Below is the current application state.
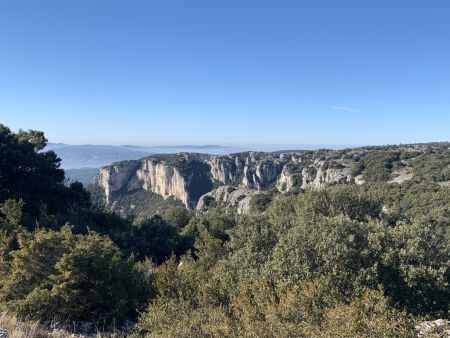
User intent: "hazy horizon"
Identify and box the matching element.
[46,142,358,169]
[47,141,356,149]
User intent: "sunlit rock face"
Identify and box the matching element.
[134,159,190,207]
[196,185,261,214]
[95,155,212,209]
[94,148,378,213]
[94,160,140,204]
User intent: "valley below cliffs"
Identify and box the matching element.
[92,143,447,215]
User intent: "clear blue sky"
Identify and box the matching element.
[1,0,449,146]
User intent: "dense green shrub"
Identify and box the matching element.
[410,147,450,182]
[249,193,273,212]
[128,214,182,263]
[382,219,450,315]
[161,206,191,230]
[136,182,449,335]
[0,226,152,322]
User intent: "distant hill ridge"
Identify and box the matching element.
[46,143,240,169]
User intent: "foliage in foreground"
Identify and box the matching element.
[135,184,449,337]
[0,225,152,322]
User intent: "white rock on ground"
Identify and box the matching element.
[415,319,450,338]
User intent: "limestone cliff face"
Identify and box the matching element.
[95,150,363,214]
[242,160,284,189]
[276,166,297,192]
[207,156,238,185]
[132,159,190,207]
[310,160,351,189]
[95,155,212,209]
[207,152,285,190]
[275,161,352,193]
[94,160,140,204]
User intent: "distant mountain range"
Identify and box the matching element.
[46,143,238,169]
[64,167,100,185]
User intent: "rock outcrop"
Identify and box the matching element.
[207,156,239,185]
[243,159,283,189]
[388,166,414,184]
[95,160,140,204]
[415,319,450,337]
[95,155,212,209]
[132,159,190,206]
[94,145,432,214]
[196,186,261,214]
[312,161,351,188]
[276,166,296,192]
[94,151,358,212]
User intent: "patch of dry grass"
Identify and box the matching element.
[0,312,129,337]
[0,312,47,338]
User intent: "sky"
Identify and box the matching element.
[1,0,449,147]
